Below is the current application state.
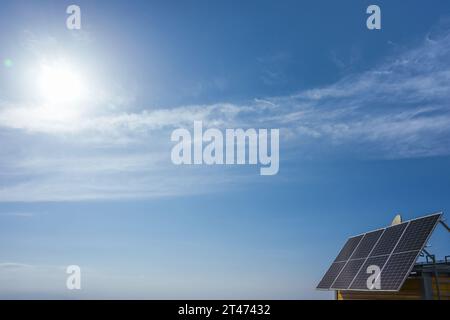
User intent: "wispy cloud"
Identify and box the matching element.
[1,212,34,218]
[0,262,33,270]
[1,26,450,201]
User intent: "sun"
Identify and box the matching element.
[38,60,87,104]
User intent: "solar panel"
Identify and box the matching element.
[334,235,364,262]
[349,255,389,290]
[316,262,346,289]
[316,235,364,290]
[378,251,419,290]
[350,229,384,259]
[317,212,442,292]
[370,223,407,257]
[394,214,441,253]
[331,259,365,289]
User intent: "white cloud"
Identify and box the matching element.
[0,262,33,269]
[1,27,450,201]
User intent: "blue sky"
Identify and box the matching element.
[0,0,450,299]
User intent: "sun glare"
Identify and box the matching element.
[38,60,87,103]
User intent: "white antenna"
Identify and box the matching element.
[391,214,402,226]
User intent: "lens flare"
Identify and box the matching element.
[3,59,13,68]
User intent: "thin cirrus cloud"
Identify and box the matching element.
[0,262,33,270]
[0,27,450,201]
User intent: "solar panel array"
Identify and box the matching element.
[317,213,442,291]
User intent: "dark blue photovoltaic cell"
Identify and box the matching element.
[333,235,364,262]
[349,255,389,290]
[350,229,384,259]
[317,262,346,289]
[369,223,407,257]
[394,214,441,253]
[378,251,419,290]
[331,259,365,290]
